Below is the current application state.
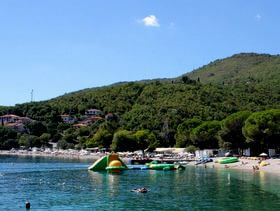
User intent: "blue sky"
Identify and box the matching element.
[0,0,279,105]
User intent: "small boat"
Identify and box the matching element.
[218,157,238,164]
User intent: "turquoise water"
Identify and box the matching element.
[1,155,280,210]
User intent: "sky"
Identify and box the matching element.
[0,0,279,106]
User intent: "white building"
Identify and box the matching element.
[60,115,76,124]
[195,149,226,158]
[0,114,32,125]
[0,114,32,132]
[0,114,21,124]
[85,109,103,116]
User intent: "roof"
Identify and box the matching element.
[60,114,70,117]
[73,123,87,127]
[86,109,102,112]
[0,114,21,118]
[89,116,103,120]
[154,148,187,153]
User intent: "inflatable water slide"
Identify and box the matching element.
[88,154,128,173]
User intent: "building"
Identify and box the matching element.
[0,114,32,125]
[73,116,103,128]
[5,122,26,132]
[105,113,118,121]
[73,123,87,128]
[154,148,187,154]
[60,115,76,124]
[0,114,21,124]
[85,109,103,116]
[0,114,33,132]
[75,116,103,127]
[195,149,227,158]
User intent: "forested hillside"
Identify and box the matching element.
[187,53,280,84]
[1,53,280,154]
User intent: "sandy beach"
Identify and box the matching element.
[0,150,101,161]
[188,157,280,175]
[1,150,280,175]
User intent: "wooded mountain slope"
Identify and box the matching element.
[0,53,279,149]
[1,53,280,121]
[187,53,280,86]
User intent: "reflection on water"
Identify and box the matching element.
[0,156,280,210]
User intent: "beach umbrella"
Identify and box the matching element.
[259,153,268,157]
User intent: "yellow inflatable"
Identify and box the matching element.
[260,161,269,167]
[109,160,122,168]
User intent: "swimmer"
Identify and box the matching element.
[139,188,148,193]
[131,187,148,193]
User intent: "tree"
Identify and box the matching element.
[218,111,251,152]
[19,135,41,148]
[191,121,221,149]
[242,109,280,153]
[57,139,69,149]
[87,127,113,148]
[63,133,77,145]
[0,126,18,150]
[134,130,156,154]
[111,130,136,152]
[182,75,196,84]
[159,119,175,147]
[39,133,51,147]
[62,128,78,146]
[175,118,202,147]
[26,121,47,136]
[2,139,19,150]
[186,145,197,153]
[0,126,17,150]
[77,127,90,137]
[57,122,71,132]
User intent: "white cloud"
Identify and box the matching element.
[141,15,160,27]
[255,14,262,20]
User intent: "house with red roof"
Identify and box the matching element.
[0,114,33,132]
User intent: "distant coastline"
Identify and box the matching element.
[1,150,280,175]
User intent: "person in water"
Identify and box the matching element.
[131,187,148,193]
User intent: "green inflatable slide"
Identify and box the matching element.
[88,154,128,172]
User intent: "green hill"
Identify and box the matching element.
[187,53,280,85]
[1,53,280,150]
[1,52,280,125]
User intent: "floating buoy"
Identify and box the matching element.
[25,201,30,209]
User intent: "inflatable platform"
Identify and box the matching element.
[88,154,128,173]
[146,160,185,170]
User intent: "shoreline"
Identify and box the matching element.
[1,150,280,175]
[188,157,280,175]
[0,150,101,161]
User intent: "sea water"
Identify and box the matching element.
[0,155,280,210]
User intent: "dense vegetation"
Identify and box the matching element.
[0,53,280,155]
